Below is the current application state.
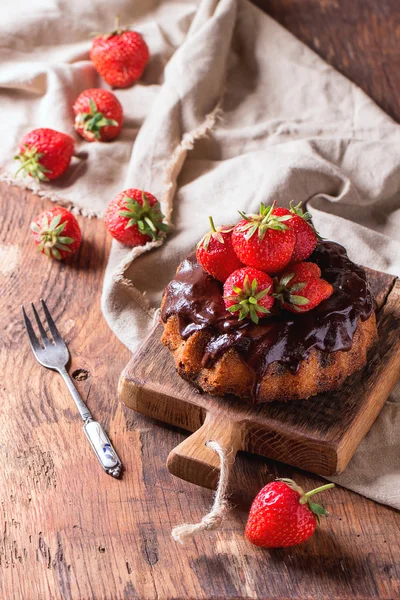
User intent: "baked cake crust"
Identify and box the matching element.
[160,242,378,404]
[161,311,377,402]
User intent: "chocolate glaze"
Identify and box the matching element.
[161,242,374,398]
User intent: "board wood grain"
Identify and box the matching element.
[119,270,400,489]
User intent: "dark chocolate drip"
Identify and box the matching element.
[161,242,373,395]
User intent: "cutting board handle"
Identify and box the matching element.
[166,412,244,490]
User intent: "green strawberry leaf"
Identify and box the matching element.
[308,502,329,516]
[238,305,250,320]
[290,282,306,292]
[30,222,41,233]
[255,286,271,300]
[244,276,253,295]
[49,214,62,229]
[280,272,295,287]
[290,295,310,305]
[249,306,259,324]
[227,304,242,312]
[89,98,98,113]
[255,305,269,314]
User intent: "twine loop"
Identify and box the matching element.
[171,440,230,544]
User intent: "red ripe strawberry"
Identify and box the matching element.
[30,206,82,260]
[273,202,319,263]
[223,267,274,324]
[231,203,296,275]
[105,188,167,247]
[274,262,333,313]
[90,19,149,88]
[245,478,335,548]
[196,217,243,282]
[15,128,74,182]
[73,88,123,142]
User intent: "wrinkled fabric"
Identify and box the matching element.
[0,0,199,215]
[2,0,399,508]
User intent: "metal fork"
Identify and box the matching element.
[22,299,122,478]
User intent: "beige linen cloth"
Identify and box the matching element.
[1,0,399,509]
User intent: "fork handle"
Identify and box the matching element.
[83,419,122,478]
[59,368,92,421]
[58,369,122,478]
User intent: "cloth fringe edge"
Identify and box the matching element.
[0,171,102,218]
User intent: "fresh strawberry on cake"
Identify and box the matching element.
[160,202,377,404]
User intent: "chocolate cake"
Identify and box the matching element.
[160,242,377,404]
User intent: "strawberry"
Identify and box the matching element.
[274,262,334,313]
[90,18,149,88]
[223,267,274,324]
[15,128,74,182]
[196,217,243,282]
[273,202,319,263]
[245,478,335,548]
[104,189,168,247]
[30,206,82,260]
[73,88,123,142]
[231,203,296,274]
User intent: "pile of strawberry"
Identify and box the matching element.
[13,19,170,260]
[196,202,333,320]
[16,18,149,184]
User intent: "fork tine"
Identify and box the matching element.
[40,298,64,344]
[22,305,42,354]
[31,302,51,346]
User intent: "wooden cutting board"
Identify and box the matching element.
[118,268,400,490]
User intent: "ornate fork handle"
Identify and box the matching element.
[59,368,122,478]
[83,419,122,478]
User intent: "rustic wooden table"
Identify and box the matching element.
[1,1,399,599]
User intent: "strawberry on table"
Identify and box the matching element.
[31,206,82,260]
[223,267,274,324]
[245,478,335,548]
[274,202,319,263]
[196,216,243,282]
[15,128,74,182]
[90,18,149,88]
[105,188,168,247]
[73,88,123,142]
[274,262,334,313]
[231,202,296,274]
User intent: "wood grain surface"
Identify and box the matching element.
[0,1,399,599]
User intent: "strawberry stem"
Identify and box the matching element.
[99,14,125,39]
[261,201,275,223]
[144,216,157,232]
[208,216,217,233]
[299,483,335,504]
